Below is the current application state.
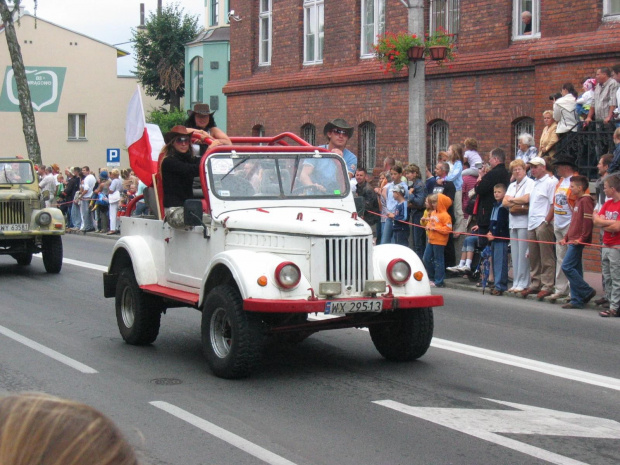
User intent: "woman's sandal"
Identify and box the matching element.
[491,289,503,296]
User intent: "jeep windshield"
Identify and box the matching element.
[0,161,35,185]
[207,153,350,199]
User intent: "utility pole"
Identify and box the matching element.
[401,0,426,178]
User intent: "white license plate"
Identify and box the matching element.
[325,299,383,315]
[0,224,28,232]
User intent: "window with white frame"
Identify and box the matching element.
[604,0,620,16]
[358,122,376,170]
[210,0,219,26]
[304,0,324,64]
[513,0,540,39]
[430,0,460,36]
[301,123,316,146]
[68,114,86,140]
[514,118,535,158]
[361,0,385,57]
[190,57,203,106]
[259,0,272,65]
[429,120,449,168]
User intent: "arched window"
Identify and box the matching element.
[513,117,535,158]
[429,120,449,168]
[190,57,203,106]
[358,122,376,170]
[301,123,316,145]
[252,124,265,137]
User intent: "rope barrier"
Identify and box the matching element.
[366,210,618,250]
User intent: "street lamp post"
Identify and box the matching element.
[400,0,426,178]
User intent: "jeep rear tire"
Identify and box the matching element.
[42,236,63,273]
[12,253,33,266]
[115,268,163,345]
[369,307,434,361]
[202,285,264,379]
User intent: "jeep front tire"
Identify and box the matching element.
[41,236,63,273]
[369,307,434,361]
[202,285,264,379]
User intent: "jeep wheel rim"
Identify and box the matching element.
[121,287,135,328]
[210,307,232,358]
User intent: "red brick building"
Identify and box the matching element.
[224,0,620,270]
[225,0,620,167]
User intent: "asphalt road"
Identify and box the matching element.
[0,233,619,465]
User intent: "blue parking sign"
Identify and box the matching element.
[107,148,121,166]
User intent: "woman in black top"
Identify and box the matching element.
[160,126,202,209]
[184,103,231,156]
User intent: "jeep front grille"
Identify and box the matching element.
[324,237,370,293]
[0,200,27,225]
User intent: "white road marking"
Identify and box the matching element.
[313,314,620,391]
[150,401,298,465]
[374,398,620,465]
[33,255,108,272]
[0,324,98,374]
[431,338,620,392]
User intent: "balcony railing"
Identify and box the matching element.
[553,121,615,180]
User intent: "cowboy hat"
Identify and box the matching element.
[164,125,194,144]
[323,118,354,138]
[187,103,215,117]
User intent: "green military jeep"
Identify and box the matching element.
[0,158,64,273]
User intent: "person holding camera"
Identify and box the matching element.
[553,83,579,135]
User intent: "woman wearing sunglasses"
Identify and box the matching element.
[160,125,202,211]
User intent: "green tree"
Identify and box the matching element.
[147,107,187,134]
[0,0,41,164]
[132,3,199,111]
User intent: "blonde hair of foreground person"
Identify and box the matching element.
[0,392,138,465]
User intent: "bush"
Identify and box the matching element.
[146,108,187,134]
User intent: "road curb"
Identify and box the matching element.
[442,276,603,311]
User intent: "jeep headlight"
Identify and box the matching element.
[386,259,411,286]
[37,212,52,226]
[274,262,301,290]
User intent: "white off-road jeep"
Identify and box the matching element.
[103,133,443,378]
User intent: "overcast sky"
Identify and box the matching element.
[19,0,206,75]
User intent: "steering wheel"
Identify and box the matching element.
[291,184,322,195]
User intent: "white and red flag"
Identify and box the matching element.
[125,86,164,186]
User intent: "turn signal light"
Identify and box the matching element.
[413,271,424,281]
[257,276,268,286]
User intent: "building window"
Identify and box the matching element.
[252,124,265,137]
[604,0,620,16]
[301,123,316,145]
[513,0,540,39]
[209,0,219,26]
[430,0,460,36]
[304,0,324,64]
[359,122,376,170]
[259,0,272,65]
[513,117,535,158]
[190,57,203,106]
[361,0,385,57]
[68,114,86,140]
[429,120,449,168]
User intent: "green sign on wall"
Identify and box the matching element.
[0,66,66,112]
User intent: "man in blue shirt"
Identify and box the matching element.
[300,119,358,192]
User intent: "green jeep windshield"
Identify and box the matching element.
[0,161,35,185]
[207,153,350,199]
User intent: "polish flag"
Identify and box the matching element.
[125,86,164,186]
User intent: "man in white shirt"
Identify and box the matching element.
[521,157,557,300]
[78,166,96,232]
[550,159,580,301]
[39,166,56,208]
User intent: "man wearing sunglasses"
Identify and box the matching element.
[299,118,358,192]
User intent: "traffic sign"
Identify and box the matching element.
[107,148,121,166]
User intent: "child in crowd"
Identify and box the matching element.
[388,184,409,246]
[423,193,453,288]
[594,174,620,317]
[560,175,595,309]
[447,233,478,273]
[576,78,596,119]
[486,184,510,295]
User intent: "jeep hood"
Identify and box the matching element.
[0,188,39,200]
[222,207,372,236]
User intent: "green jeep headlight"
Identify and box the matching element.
[37,212,52,226]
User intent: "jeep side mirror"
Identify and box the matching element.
[184,199,203,227]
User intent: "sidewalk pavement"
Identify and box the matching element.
[66,229,119,240]
[442,270,606,311]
